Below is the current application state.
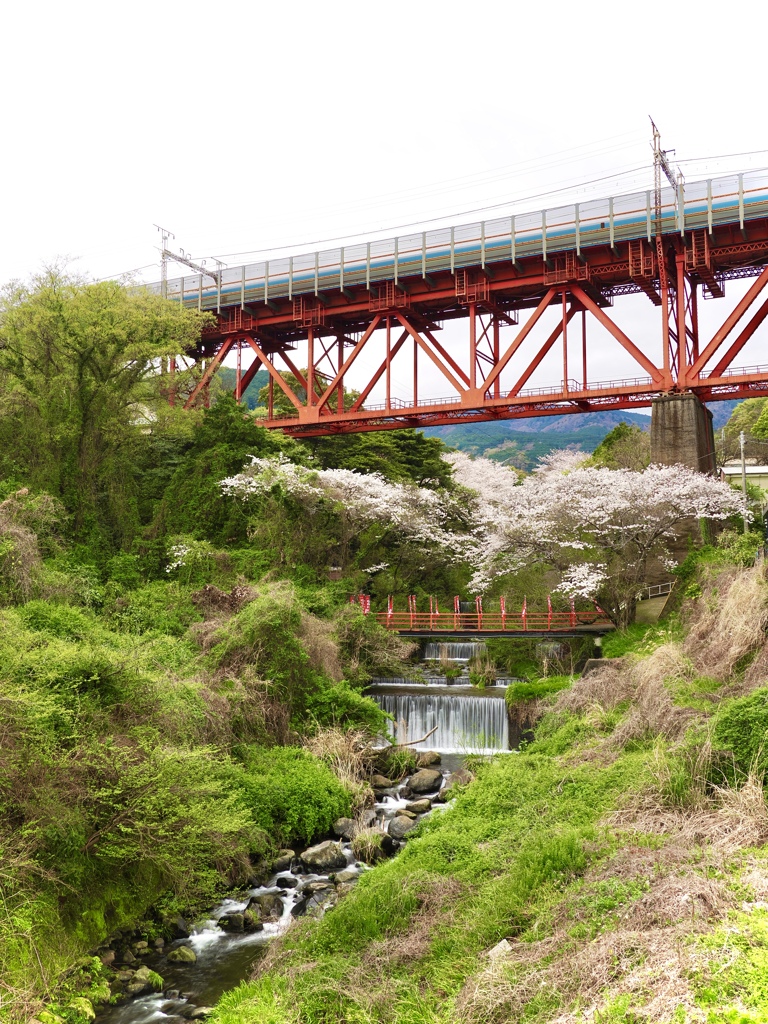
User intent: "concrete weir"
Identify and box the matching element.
[650,393,716,475]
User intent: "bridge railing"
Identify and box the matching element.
[376,611,611,632]
[148,169,768,313]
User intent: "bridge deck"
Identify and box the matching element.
[150,170,768,313]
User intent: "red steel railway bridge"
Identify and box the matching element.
[149,163,768,458]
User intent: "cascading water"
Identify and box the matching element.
[374,691,509,754]
[423,641,486,662]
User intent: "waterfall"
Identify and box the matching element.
[423,641,486,662]
[374,692,509,754]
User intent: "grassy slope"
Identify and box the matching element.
[217,564,768,1024]
[0,581,396,1023]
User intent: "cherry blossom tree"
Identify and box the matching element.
[221,455,470,570]
[449,452,748,627]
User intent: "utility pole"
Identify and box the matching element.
[154,224,175,299]
[154,226,226,306]
[650,118,678,379]
[740,430,749,534]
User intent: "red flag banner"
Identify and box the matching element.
[547,594,553,630]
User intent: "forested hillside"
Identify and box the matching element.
[3,272,768,1024]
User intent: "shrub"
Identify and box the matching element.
[233,746,350,844]
[714,687,768,783]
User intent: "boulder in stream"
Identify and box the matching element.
[435,767,474,802]
[167,945,197,964]
[416,750,441,767]
[332,817,356,840]
[272,849,295,873]
[218,912,244,933]
[300,840,347,872]
[388,815,418,840]
[405,799,432,814]
[370,774,395,789]
[248,893,284,921]
[408,768,443,793]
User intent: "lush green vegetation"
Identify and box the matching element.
[3,272,768,1024]
[215,554,768,1024]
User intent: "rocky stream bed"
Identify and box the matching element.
[92,755,470,1024]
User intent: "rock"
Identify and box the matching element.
[120,949,136,964]
[290,895,308,917]
[359,808,376,827]
[487,938,512,960]
[163,914,190,940]
[100,950,116,966]
[305,888,336,917]
[249,893,283,921]
[300,840,347,872]
[336,882,356,898]
[218,912,244,932]
[272,849,295,873]
[388,815,418,840]
[242,911,263,933]
[167,945,197,964]
[165,990,180,1000]
[154,937,165,949]
[408,768,443,793]
[333,867,359,883]
[275,875,298,888]
[405,799,432,814]
[303,880,334,895]
[398,809,417,820]
[116,971,135,983]
[133,940,149,951]
[416,750,441,767]
[188,1008,215,1019]
[370,774,394,789]
[435,768,474,802]
[66,998,95,1021]
[332,816,356,840]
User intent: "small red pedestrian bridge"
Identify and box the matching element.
[354,596,614,638]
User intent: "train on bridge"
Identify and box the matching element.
[149,167,768,439]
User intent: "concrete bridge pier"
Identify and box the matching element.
[650,393,716,475]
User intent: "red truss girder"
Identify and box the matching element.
[178,219,768,434]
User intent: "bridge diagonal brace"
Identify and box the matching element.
[690,263,768,378]
[234,351,265,398]
[245,338,305,412]
[279,353,310,394]
[350,331,409,412]
[710,296,768,379]
[315,316,382,412]
[395,314,468,396]
[483,288,557,393]
[570,285,664,383]
[509,305,579,397]
[183,336,236,409]
[420,325,471,387]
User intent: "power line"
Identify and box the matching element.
[210,163,651,262]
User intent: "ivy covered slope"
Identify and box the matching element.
[219,557,768,1024]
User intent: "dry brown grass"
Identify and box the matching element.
[683,564,768,681]
[303,726,374,812]
[298,611,343,682]
[553,643,694,748]
[608,772,768,854]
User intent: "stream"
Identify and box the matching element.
[95,642,514,1024]
[94,761,460,1024]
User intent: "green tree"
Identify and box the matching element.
[0,268,207,548]
[307,429,453,488]
[589,421,650,470]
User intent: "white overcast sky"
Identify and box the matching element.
[2,0,767,404]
